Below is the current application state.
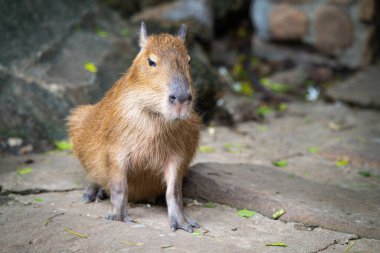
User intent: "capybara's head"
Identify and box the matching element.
[131,22,194,121]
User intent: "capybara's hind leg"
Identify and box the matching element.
[83,183,106,203]
[96,188,107,202]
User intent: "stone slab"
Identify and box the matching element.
[0,190,364,253]
[327,65,380,108]
[0,152,86,193]
[184,163,380,239]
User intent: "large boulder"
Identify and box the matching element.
[0,0,137,143]
[0,0,224,146]
[326,64,380,108]
[131,0,213,43]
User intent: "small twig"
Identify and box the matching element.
[43,212,64,226]
[64,228,88,238]
[201,228,216,238]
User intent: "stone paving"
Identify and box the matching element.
[1,101,380,252]
[326,64,380,109]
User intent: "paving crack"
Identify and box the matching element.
[1,187,83,196]
[311,236,359,253]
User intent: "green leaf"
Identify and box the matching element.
[336,159,349,167]
[17,167,33,175]
[266,242,288,247]
[34,197,43,203]
[223,143,245,154]
[54,140,72,151]
[307,146,319,154]
[261,78,289,93]
[84,62,97,73]
[191,229,202,237]
[279,103,287,112]
[161,244,173,249]
[256,105,273,117]
[237,209,256,218]
[358,170,371,178]
[273,160,288,167]
[199,145,215,153]
[240,81,254,97]
[203,202,217,208]
[231,63,246,79]
[96,28,108,38]
[272,209,286,219]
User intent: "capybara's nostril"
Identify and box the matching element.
[187,94,192,102]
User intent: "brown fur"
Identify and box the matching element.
[68,29,199,201]
[68,28,200,204]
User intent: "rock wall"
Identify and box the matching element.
[0,0,138,143]
[0,0,223,147]
[251,0,376,68]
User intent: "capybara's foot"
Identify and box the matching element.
[104,210,132,223]
[169,214,199,233]
[82,183,106,203]
[185,214,200,228]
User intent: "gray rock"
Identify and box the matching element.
[326,64,380,109]
[0,0,224,144]
[0,0,137,142]
[268,67,307,89]
[0,152,86,193]
[321,238,380,253]
[214,92,259,123]
[131,0,213,42]
[251,36,337,66]
[184,163,380,239]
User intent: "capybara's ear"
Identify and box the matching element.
[139,21,148,48]
[178,24,187,41]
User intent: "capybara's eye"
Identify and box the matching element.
[148,58,156,67]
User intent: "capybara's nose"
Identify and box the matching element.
[169,93,192,104]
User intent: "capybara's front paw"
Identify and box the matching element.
[105,213,121,221]
[169,215,199,233]
[170,220,193,233]
[185,214,200,229]
[105,211,132,223]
